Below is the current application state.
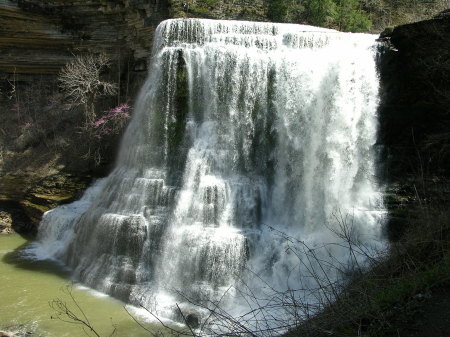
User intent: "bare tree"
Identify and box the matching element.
[58,53,117,126]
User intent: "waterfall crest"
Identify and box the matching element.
[32,18,385,328]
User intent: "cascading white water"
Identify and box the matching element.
[31,18,385,333]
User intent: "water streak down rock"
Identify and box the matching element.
[32,19,385,329]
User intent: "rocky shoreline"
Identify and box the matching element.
[0,172,94,236]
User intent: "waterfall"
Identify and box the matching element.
[31,19,385,332]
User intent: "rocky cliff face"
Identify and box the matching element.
[378,11,450,179]
[0,0,267,78]
[377,11,450,241]
[0,0,170,76]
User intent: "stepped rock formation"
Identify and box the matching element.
[31,19,385,333]
[0,0,170,76]
[0,0,267,77]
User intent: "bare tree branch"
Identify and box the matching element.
[58,53,117,126]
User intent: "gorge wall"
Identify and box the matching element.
[377,11,449,241]
[0,0,169,75]
[378,10,450,179]
[0,0,267,77]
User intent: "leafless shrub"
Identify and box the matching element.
[58,53,117,126]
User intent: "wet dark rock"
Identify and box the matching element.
[185,313,200,329]
[0,173,93,237]
[377,13,450,180]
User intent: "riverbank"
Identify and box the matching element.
[0,172,94,236]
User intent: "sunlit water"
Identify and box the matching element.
[30,18,386,335]
[0,235,172,336]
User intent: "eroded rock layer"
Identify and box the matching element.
[0,0,170,75]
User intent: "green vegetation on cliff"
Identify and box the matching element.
[167,0,267,21]
[168,0,446,32]
[268,0,371,32]
[266,0,447,31]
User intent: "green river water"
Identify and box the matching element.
[0,235,168,337]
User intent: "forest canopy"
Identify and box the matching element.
[267,0,448,32]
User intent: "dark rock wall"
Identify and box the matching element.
[0,0,170,75]
[377,12,450,179]
[377,11,450,241]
